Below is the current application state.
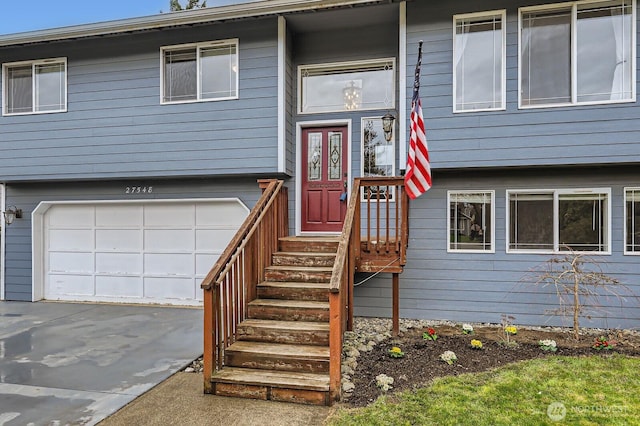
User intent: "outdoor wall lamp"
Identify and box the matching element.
[381,112,396,142]
[3,206,22,225]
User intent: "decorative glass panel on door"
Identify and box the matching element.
[328,132,342,180]
[307,132,322,181]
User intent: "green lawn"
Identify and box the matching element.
[328,355,640,426]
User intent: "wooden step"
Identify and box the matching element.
[264,265,332,283]
[237,319,330,345]
[225,341,329,373]
[248,299,329,322]
[278,236,339,253]
[211,367,330,405]
[272,251,336,267]
[257,281,329,302]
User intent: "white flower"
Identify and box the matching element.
[440,350,457,365]
[376,373,394,392]
[462,323,474,334]
[539,339,557,351]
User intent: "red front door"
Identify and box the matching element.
[301,126,348,232]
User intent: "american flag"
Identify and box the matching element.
[404,41,431,199]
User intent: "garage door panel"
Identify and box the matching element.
[49,229,94,251]
[44,199,247,305]
[145,204,195,227]
[96,229,141,251]
[96,205,143,227]
[144,229,194,251]
[196,253,220,275]
[96,253,141,274]
[144,253,193,276]
[196,229,236,251]
[144,277,194,300]
[47,205,94,227]
[49,252,94,273]
[196,203,247,227]
[95,276,143,298]
[47,275,94,296]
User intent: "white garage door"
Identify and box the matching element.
[43,200,248,305]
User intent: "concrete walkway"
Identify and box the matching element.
[0,301,202,426]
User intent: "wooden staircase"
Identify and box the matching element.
[208,236,339,405]
[202,178,409,406]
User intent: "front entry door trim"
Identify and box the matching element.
[296,119,352,235]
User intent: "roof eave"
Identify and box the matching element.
[0,0,386,47]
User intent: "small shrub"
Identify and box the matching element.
[388,346,405,358]
[461,324,474,335]
[423,328,438,341]
[592,336,616,351]
[440,351,457,365]
[538,339,558,352]
[470,339,483,350]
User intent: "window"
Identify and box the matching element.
[362,117,395,200]
[448,191,494,252]
[507,189,610,253]
[299,59,395,113]
[3,58,66,115]
[625,188,640,254]
[161,39,238,103]
[520,0,635,107]
[453,11,506,112]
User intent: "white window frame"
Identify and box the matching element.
[624,187,640,255]
[453,10,507,113]
[447,190,495,253]
[2,57,67,116]
[518,0,636,109]
[506,188,612,254]
[297,58,396,114]
[361,116,396,202]
[160,39,239,105]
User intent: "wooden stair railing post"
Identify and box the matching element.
[203,282,215,393]
[354,177,409,337]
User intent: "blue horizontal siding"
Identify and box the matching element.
[354,167,640,329]
[407,0,640,169]
[0,17,280,181]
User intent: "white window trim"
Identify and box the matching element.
[297,58,396,115]
[447,190,496,253]
[506,188,612,254]
[452,10,507,113]
[2,57,68,116]
[360,116,396,202]
[518,0,637,109]
[160,38,239,105]
[624,186,640,255]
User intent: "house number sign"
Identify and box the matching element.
[124,186,153,194]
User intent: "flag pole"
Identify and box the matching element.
[404,40,431,199]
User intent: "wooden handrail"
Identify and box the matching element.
[201,179,282,291]
[202,179,287,393]
[328,176,408,402]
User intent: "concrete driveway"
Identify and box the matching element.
[0,301,202,426]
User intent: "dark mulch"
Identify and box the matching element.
[345,325,640,407]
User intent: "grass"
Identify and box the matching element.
[328,355,640,426]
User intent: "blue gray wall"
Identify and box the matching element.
[0,17,280,182]
[355,167,640,329]
[406,0,640,169]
